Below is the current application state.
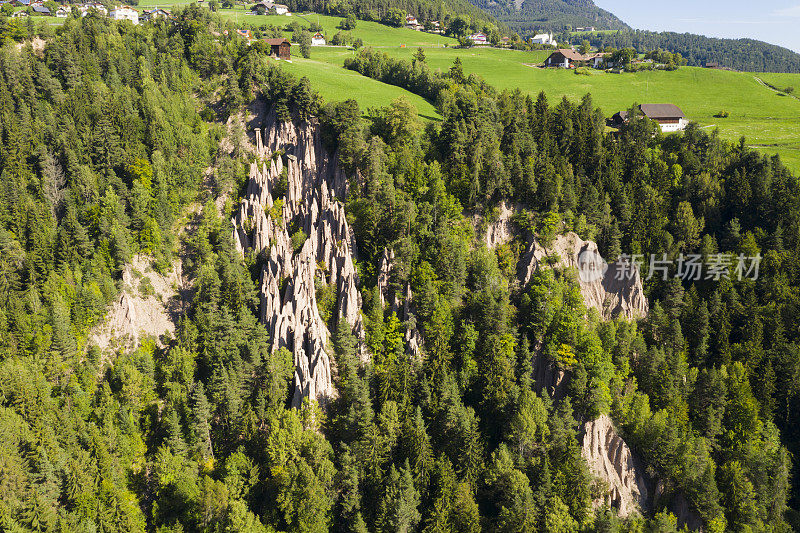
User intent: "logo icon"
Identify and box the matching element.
[577,249,608,283]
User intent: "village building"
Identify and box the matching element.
[405,13,418,26]
[544,48,586,68]
[55,5,71,17]
[311,32,326,46]
[141,8,170,21]
[575,26,596,32]
[31,4,50,15]
[429,20,441,33]
[250,1,288,15]
[110,5,138,24]
[468,32,488,45]
[79,3,108,16]
[265,37,291,60]
[236,28,253,42]
[612,104,688,132]
[531,33,556,46]
[587,52,608,68]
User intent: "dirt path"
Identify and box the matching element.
[754,76,800,101]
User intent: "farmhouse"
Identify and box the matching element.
[613,104,688,132]
[587,52,608,68]
[265,37,291,60]
[311,32,326,46]
[250,1,288,14]
[531,33,556,46]
[55,5,70,17]
[31,4,50,15]
[141,8,170,21]
[79,3,107,16]
[468,32,488,46]
[544,49,586,68]
[110,6,138,24]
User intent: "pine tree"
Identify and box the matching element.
[375,461,421,533]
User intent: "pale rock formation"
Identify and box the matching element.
[377,248,395,309]
[582,415,649,517]
[519,232,648,321]
[402,283,423,359]
[232,109,365,407]
[482,200,516,249]
[375,248,424,359]
[90,255,183,357]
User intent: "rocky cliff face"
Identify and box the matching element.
[519,232,648,321]
[377,247,423,359]
[582,416,704,529]
[582,415,650,517]
[232,110,365,407]
[478,200,516,250]
[90,255,183,357]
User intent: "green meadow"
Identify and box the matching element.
[128,5,800,172]
[305,43,800,172]
[276,56,441,119]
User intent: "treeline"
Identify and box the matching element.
[284,0,497,28]
[468,0,630,33]
[573,30,800,73]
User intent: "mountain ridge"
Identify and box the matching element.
[468,0,630,33]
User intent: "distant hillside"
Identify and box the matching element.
[576,30,800,73]
[468,0,629,33]
[285,0,498,28]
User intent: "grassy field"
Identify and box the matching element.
[123,4,800,172]
[276,56,441,119]
[305,44,800,171]
[218,9,458,48]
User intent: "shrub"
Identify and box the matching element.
[338,13,357,30]
[291,229,308,253]
[715,110,730,118]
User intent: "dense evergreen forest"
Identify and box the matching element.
[1,6,800,533]
[571,30,800,73]
[283,0,497,29]
[467,0,629,33]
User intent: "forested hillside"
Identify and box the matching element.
[575,30,800,73]
[468,0,629,33]
[284,0,498,29]
[1,6,800,533]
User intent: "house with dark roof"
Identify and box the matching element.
[265,37,291,60]
[31,4,51,14]
[544,49,587,68]
[612,104,688,132]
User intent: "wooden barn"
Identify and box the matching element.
[265,38,291,60]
